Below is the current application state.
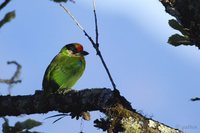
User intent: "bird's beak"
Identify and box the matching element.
[81,51,89,56]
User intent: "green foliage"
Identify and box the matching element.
[168,34,192,46]
[168,19,193,46]
[168,19,189,36]
[0,0,15,29]
[2,118,42,133]
[15,119,42,131]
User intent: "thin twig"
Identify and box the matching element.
[60,4,84,31]
[60,4,117,90]
[0,61,22,95]
[7,61,22,82]
[0,0,10,11]
[92,1,116,90]
[93,0,99,47]
[0,79,21,84]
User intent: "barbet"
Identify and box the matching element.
[42,43,88,94]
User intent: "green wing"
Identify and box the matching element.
[42,54,61,93]
[42,53,85,94]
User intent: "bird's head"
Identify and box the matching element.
[60,43,89,57]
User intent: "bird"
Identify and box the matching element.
[42,43,89,94]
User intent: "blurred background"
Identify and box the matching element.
[0,0,200,132]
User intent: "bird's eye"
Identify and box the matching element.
[68,47,77,53]
[65,43,83,54]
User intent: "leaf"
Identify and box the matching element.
[168,19,189,36]
[168,34,193,46]
[2,117,11,133]
[14,119,42,130]
[0,10,15,28]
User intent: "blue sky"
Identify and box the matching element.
[1,0,200,132]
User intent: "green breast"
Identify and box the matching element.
[42,53,86,94]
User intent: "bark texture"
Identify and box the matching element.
[0,88,183,133]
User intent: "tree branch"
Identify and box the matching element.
[0,88,129,116]
[0,88,183,133]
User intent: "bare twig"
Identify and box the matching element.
[191,97,200,101]
[0,61,22,95]
[7,61,22,82]
[60,3,117,90]
[60,4,84,30]
[0,79,21,84]
[0,0,10,11]
[93,0,99,47]
[92,0,117,91]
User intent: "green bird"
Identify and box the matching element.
[42,43,89,94]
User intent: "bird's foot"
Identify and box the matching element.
[56,88,77,95]
[70,111,91,121]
